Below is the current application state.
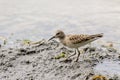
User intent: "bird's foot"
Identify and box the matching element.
[67,51,76,59]
[74,58,79,62]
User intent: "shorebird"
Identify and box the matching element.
[49,30,103,62]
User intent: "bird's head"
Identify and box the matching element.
[48,30,65,41]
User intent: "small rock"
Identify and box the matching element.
[9,57,16,61]
[118,55,120,59]
[1,49,7,52]
[71,73,81,79]
[19,48,27,53]
[32,63,38,67]
[60,59,72,63]
[9,48,13,50]
[26,50,36,55]
[21,60,31,65]
[25,61,31,64]
[7,64,13,67]
[107,47,117,53]
[56,66,63,70]
[0,54,6,58]
[8,51,12,54]
[85,73,94,80]
[99,56,104,60]
[0,62,5,66]
[109,75,120,80]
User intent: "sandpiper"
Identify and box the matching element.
[49,30,103,62]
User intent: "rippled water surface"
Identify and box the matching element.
[0,0,120,43]
[94,60,120,77]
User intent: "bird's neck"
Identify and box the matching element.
[59,37,66,46]
[58,35,65,41]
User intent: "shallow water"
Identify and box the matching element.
[0,0,120,44]
[94,60,120,77]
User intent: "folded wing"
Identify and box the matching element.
[68,33,103,44]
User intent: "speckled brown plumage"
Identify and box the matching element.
[69,34,90,44]
[68,34,103,44]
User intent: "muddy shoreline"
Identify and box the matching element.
[0,40,120,80]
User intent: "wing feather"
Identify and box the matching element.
[68,34,103,44]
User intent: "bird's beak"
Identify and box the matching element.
[48,36,56,41]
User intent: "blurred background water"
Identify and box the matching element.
[0,0,120,45]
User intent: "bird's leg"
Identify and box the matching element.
[60,49,76,62]
[67,49,76,59]
[75,48,81,62]
[80,48,85,59]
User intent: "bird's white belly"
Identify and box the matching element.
[66,42,86,48]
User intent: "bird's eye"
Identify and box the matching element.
[56,33,60,35]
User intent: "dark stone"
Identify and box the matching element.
[71,73,81,79]
[0,62,5,66]
[85,73,94,80]
[19,48,27,53]
[118,55,120,59]
[7,63,13,67]
[8,51,12,54]
[25,61,31,64]
[0,54,6,58]
[60,59,72,63]
[9,57,16,61]
[99,56,104,60]
[26,50,36,55]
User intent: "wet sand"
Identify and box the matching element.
[0,40,120,80]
